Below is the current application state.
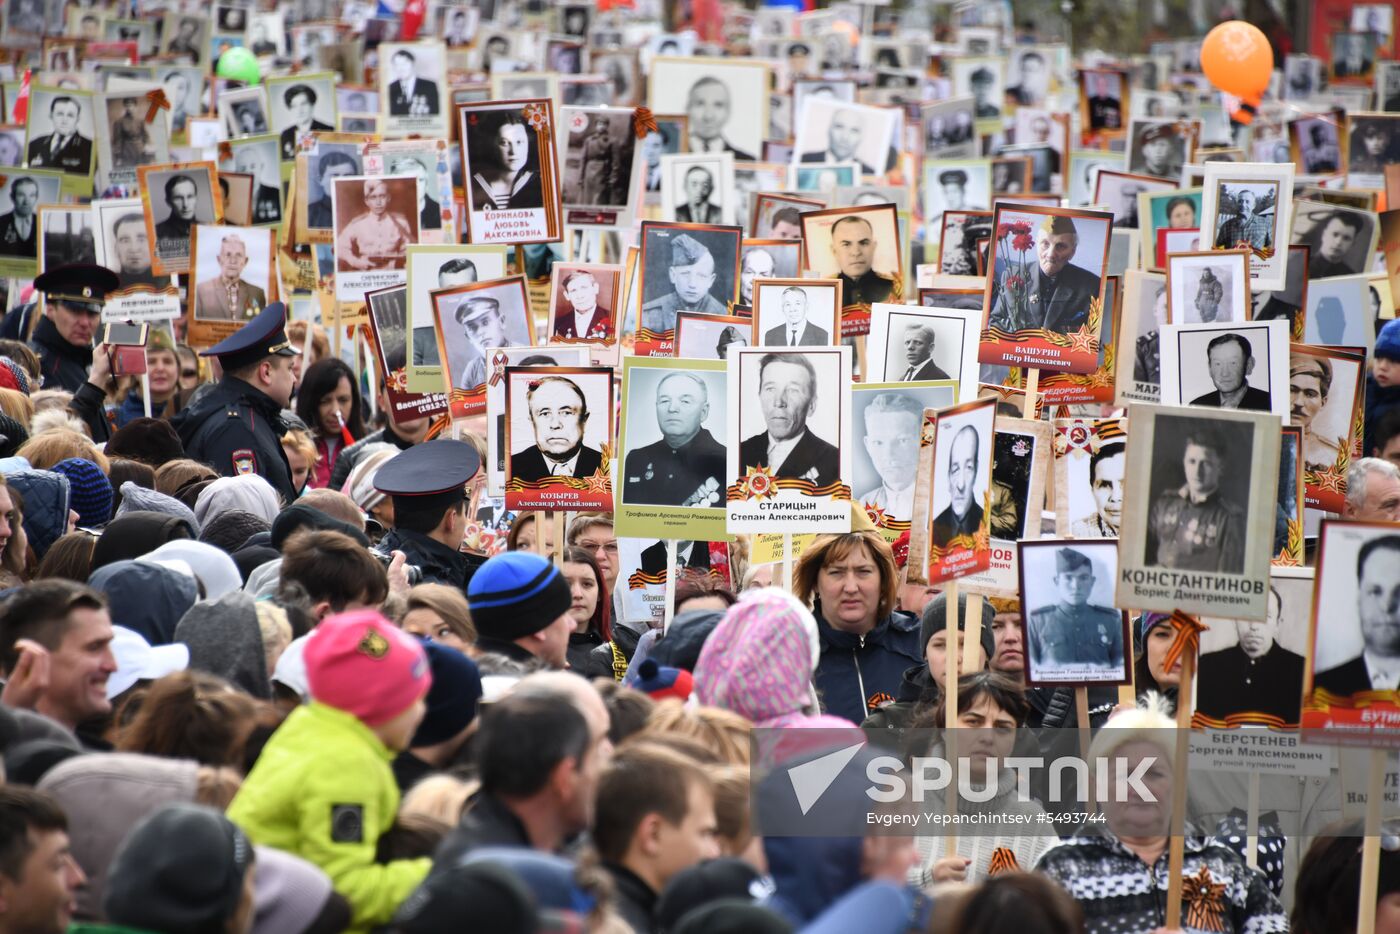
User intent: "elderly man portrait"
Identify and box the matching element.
[640,233,727,332]
[194,234,266,321]
[932,423,983,547]
[674,165,722,224]
[1071,441,1125,538]
[623,372,726,507]
[762,287,828,347]
[0,177,38,258]
[685,77,753,160]
[855,392,922,521]
[1314,534,1400,696]
[895,323,951,381]
[739,247,774,306]
[1197,585,1306,724]
[1344,457,1400,523]
[1214,187,1273,252]
[1148,425,1245,573]
[738,353,840,486]
[553,270,612,340]
[988,214,1101,334]
[1189,332,1271,411]
[511,375,603,481]
[1290,353,1348,470]
[1028,548,1123,670]
[799,108,876,174]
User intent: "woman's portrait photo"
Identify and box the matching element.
[460,100,561,245]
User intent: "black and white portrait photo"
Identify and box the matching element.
[923,160,991,225]
[506,368,612,483]
[139,163,218,275]
[433,276,533,396]
[675,314,752,361]
[560,107,639,226]
[726,345,852,532]
[1292,200,1379,280]
[1019,541,1129,686]
[648,59,768,164]
[1007,46,1057,108]
[1126,119,1193,180]
[268,75,337,162]
[161,12,209,64]
[1081,68,1126,133]
[405,245,507,374]
[1378,62,1400,112]
[1146,418,1247,573]
[190,226,272,323]
[738,242,801,307]
[753,280,839,348]
[751,195,821,240]
[620,364,728,510]
[639,117,684,199]
[1166,250,1250,324]
[1116,269,1169,405]
[380,41,448,137]
[38,206,94,269]
[938,211,993,276]
[1308,522,1400,705]
[299,143,361,235]
[928,401,995,550]
[951,58,1004,121]
[1196,569,1312,728]
[25,87,95,177]
[1093,170,1175,230]
[1331,31,1377,83]
[459,99,561,245]
[867,304,979,389]
[223,139,283,226]
[853,385,955,523]
[800,205,904,309]
[638,222,742,336]
[793,80,857,129]
[921,98,978,160]
[1282,55,1323,101]
[660,153,735,227]
[1159,320,1290,416]
[96,90,169,186]
[1198,162,1295,291]
[793,97,899,176]
[1346,113,1400,190]
[484,347,587,495]
[218,86,270,139]
[1291,117,1343,174]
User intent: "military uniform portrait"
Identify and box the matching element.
[1197,570,1313,729]
[1080,68,1126,133]
[1126,119,1192,180]
[852,384,955,525]
[0,173,59,268]
[1306,523,1400,714]
[191,225,273,323]
[1019,541,1130,686]
[1144,415,1250,574]
[96,91,168,183]
[1165,250,1250,325]
[921,160,991,227]
[25,87,95,178]
[560,107,640,227]
[222,139,283,227]
[637,221,742,338]
[431,276,533,402]
[620,365,728,510]
[1092,170,1175,230]
[1289,346,1365,512]
[1160,321,1289,416]
[799,204,904,310]
[950,58,1004,121]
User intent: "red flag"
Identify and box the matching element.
[401,0,427,39]
[12,70,31,126]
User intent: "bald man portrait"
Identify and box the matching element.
[932,423,984,547]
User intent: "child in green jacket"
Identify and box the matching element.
[228,609,432,932]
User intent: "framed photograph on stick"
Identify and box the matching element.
[1157,319,1290,417]
[921,396,997,584]
[852,382,958,541]
[432,275,534,418]
[1019,539,1131,688]
[364,284,449,426]
[1290,343,1365,512]
[485,347,590,497]
[1053,417,1128,539]
[1198,161,1295,292]
[957,417,1052,598]
[458,98,563,245]
[504,365,615,512]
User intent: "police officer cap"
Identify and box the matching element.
[1038,214,1078,236]
[670,233,710,267]
[970,67,993,85]
[374,439,481,500]
[939,169,968,186]
[198,302,299,371]
[33,263,119,314]
[1055,547,1092,573]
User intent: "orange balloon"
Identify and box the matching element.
[1200,21,1274,121]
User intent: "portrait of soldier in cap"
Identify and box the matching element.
[511,374,604,481]
[452,295,508,391]
[1130,121,1185,179]
[1290,351,1348,470]
[932,423,984,548]
[939,169,969,212]
[988,214,1104,334]
[968,66,1000,118]
[738,352,840,487]
[641,232,729,333]
[1146,422,1246,574]
[1026,546,1125,676]
[623,370,726,508]
[1197,582,1307,726]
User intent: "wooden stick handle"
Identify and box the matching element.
[663,540,678,633]
[1164,650,1195,930]
[943,584,960,853]
[1358,749,1387,934]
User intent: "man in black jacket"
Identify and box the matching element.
[172,302,299,502]
[29,263,120,395]
[371,439,483,592]
[738,353,840,486]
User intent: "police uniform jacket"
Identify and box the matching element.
[623,428,726,507]
[1196,643,1305,725]
[1028,601,1124,669]
[1148,486,1245,573]
[173,376,297,503]
[29,314,91,393]
[378,527,482,593]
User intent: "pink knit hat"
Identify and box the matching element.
[304,610,432,726]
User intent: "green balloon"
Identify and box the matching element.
[216,47,261,86]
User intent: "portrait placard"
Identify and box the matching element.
[750,192,823,239]
[1116,403,1281,620]
[1165,249,1251,324]
[920,97,979,160]
[1126,117,1198,180]
[186,224,276,348]
[266,73,338,162]
[1302,521,1400,747]
[361,140,455,246]
[546,262,621,365]
[1291,199,1379,280]
[922,396,996,584]
[95,87,171,192]
[294,137,365,243]
[738,240,802,309]
[1137,186,1201,272]
[1274,426,1304,567]
[978,204,1112,374]
[459,99,562,245]
[379,41,449,138]
[91,196,180,322]
[725,346,853,533]
[1052,417,1128,539]
[217,173,254,227]
[617,357,728,541]
[331,174,419,302]
[853,382,958,541]
[647,57,769,164]
[218,85,271,139]
[1036,274,1121,407]
[504,365,614,512]
[137,161,220,277]
[1113,270,1167,407]
[1019,539,1131,688]
[676,313,751,361]
[1289,343,1365,512]
[867,302,980,396]
[635,220,743,357]
[1158,319,1290,418]
[752,279,840,348]
[959,417,1052,598]
[792,96,900,177]
[38,206,93,273]
[799,203,904,331]
[559,106,642,229]
[1198,161,1295,292]
[216,136,283,227]
[364,284,449,426]
[660,151,736,227]
[938,210,993,276]
[432,274,534,417]
[1091,169,1174,229]
[1250,245,1310,342]
[485,346,590,497]
[404,244,508,393]
[923,158,991,226]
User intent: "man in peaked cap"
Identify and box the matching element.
[373,438,484,592]
[1135,122,1182,178]
[641,233,727,333]
[172,302,300,503]
[988,214,1102,335]
[29,263,120,396]
[1027,547,1124,672]
[969,66,999,118]
[938,169,969,211]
